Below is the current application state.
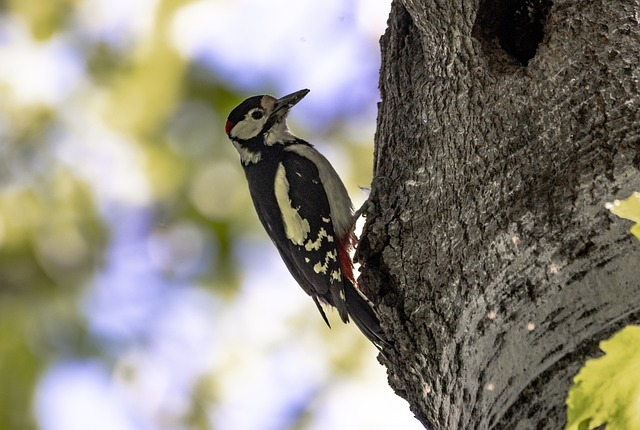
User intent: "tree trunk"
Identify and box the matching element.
[357,0,640,428]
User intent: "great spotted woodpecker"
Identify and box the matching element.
[225,89,387,348]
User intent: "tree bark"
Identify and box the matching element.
[357,0,640,428]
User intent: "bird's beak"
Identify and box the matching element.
[271,89,310,121]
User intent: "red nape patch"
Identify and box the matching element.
[225,120,233,135]
[338,231,357,285]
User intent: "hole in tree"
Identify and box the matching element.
[473,0,553,66]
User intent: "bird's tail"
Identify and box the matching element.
[344,281,391,349]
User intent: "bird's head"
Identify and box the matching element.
[225,89,309,144]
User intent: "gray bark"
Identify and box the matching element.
[357,0,640,428]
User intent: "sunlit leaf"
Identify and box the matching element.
[565,325,640,430]
[606,192,640,240]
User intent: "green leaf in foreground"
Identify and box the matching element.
[606,192,640,240]
[565,325,640,430]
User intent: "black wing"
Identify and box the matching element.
[242,149,390,347]
[244,150,348,323]
[280,152,349,320]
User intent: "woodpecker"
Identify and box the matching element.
[225,89,387,348]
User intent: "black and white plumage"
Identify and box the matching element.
[225,89,387,348]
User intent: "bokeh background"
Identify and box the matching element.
[0,0,423,429]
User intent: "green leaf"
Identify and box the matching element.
[606,192,640,240]
[566,325,640,430]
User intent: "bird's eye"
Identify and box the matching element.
[251,110,264,120]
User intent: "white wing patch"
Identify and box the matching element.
[313,250,338,275]
[274,163,310,245]
[304,228,334,251]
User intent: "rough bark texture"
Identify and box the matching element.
[357,0,640,428]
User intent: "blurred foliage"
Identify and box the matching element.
[0,69,105,427]
[7,0,79,40]
[1,0,217,427]
[0,169,106,291]
[0,0,378,429]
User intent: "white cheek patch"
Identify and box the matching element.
[231,115,267,140]
[274,163,310,245]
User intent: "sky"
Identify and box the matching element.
[0,0,425,429]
